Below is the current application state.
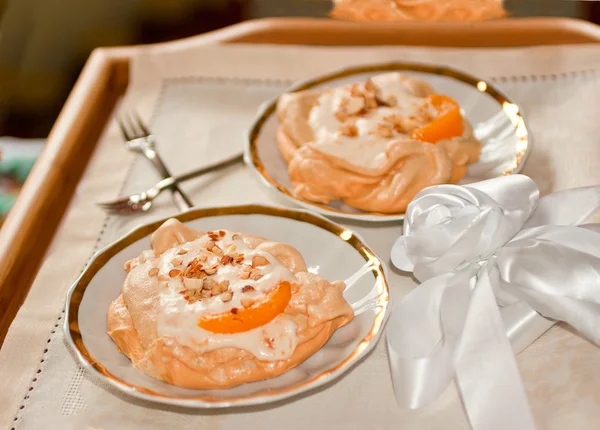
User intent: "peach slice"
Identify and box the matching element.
[198,282,292,334]
[411,94,464,144]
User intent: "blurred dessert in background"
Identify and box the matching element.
[330,0,506,22]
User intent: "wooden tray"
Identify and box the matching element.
[1,17,599,344]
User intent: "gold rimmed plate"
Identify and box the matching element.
[245,62,531,222]
[64,204,390,408]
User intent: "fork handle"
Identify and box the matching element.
[153,153,245,195]
[141,147,194,210]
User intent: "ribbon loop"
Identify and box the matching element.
[387,174,600,430]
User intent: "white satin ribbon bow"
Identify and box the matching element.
[388,174,600,430]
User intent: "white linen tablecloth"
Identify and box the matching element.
[2,43,600,430]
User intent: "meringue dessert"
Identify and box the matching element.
[330,0,506,22]
[107,218,354,389]
[276,72,482,213]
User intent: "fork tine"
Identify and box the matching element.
[97,201,131,211]
[117,117,132,141]
[97,197,136,209]
[97,194,152,214]
[97,199,126,207]
[97,201,136,214]
[124,113,142,139]
[132,111,151,136]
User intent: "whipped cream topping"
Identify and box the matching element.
[156,230,299,361]
[307,72,438,170]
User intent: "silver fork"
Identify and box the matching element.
[97,152,244,214]
[117,112,194,211]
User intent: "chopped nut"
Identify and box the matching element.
[171,257,183,266]
[182,258,207,279]
[182,288,201,298]
[221,255,234,265]
[334,80,382,118]
[199,255,208,263]
[201,289,212,298]
[383,114,408,133]
[339,123,358,137]
[242,285,255,293]
[206,239,224,256]
[234,253,245,264]
[349,83,361,97]
[364,78,377,93]
[241,298,255,308]
[250,269,263,281]
[231,307,238,315]
[335,110,350,123]
[221,291,233,302]
[219,230,226,237]
[177,248,188,255]
[342,95,365,116]
[169,269,181,278]
[363,79,381,107]
[211,284,221,296]
[238,271,251,280]
[218,280,230,292]
[148,267,159,277]
[183,277,204,290]
[373,122,394,138]
[365,96,378,109]
[204,265,218,275]
[334,110,351,122]
[203,278,216,291]
[252,255,270,268]
[181,283,205,304]
[207,232,220,241]
[158,274,170,281]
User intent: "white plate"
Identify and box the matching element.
[245,62,531,222]
[64,205,390,408]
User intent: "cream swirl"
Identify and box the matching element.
[307,72,436,171]
[156,230,299,361]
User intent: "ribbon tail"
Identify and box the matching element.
[386,268,478,408]
[524,186,600,228]
[453,267,536,430]
[500,300,555,354]
[386,273,459,408]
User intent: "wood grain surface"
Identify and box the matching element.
[0,17,599,345]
